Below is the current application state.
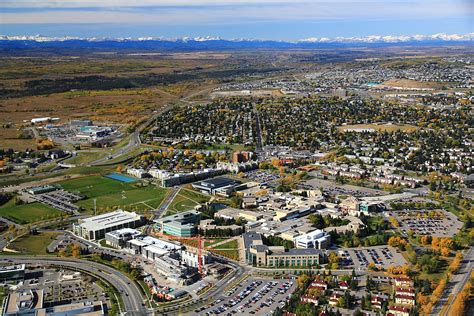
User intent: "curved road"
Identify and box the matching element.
[0,256,150,315]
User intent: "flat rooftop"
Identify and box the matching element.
[78,210,142,231]
[195,177,241,188]
[0,264,25,272]
[106,228,141,238]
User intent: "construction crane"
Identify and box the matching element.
[154,230,210,277]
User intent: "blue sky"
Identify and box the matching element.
[0,1,472,40]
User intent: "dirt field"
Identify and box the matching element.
[0,127,37,150]
[0,87,177,125]
[381,79,445,90]
[338,123,418,133]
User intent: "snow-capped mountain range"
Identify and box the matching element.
[1,33,472,44]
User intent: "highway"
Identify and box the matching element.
[0,256,150,315]
[431,246,474,315]
[88,103,174,166]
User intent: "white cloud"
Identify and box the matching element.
[0,0,469,25]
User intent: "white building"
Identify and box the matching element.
[127,168,147,179]
[181,250,212,268]
[294,229,330,249]
[73,210,145,240]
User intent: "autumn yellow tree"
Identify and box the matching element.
[388,217,400,228]
[328,252,340,269]
[297,274,310,287]
[71,244,82,258]
[450,274,472,315]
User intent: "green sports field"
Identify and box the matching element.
[0,200,63,224]
[58,175,168,212]
[166,188,210,214]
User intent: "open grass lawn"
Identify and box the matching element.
[65,151,108,165]
[166,188,210,214]
[11,232,60,255]
[211,239,239,250]
[209,249,240,261]
[205,238,230,247]
[0,200,63,224]
[58,175,168,212]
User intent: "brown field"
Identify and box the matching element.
[0,87,178,125]
[127,52,231,60]
[0,57,217,82]
[0,127,37,150]
[338,123,418,133]
[381,79,446,89]
[0,56,225,128]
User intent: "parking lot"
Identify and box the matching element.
[243,170,281,184]
[23,268,107,305]
[338,245,407,269]
[32,189,84,214]
[391,209,463,237]
[196,278,296,315]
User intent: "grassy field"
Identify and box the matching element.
[210,239,239,250]
[338,123,418,133]
[11,232,60,255]
[64,151,109,165]
[0,200,63,224]
[58,175,168,212]
[166,188,210,214]
[0,127,37,151]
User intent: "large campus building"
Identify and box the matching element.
[4,289,105,316]
[156,210,201,237]
[73,210,145,240]
[105,228,142,248]
[0,264,25,283]
[243,232,326,267]
[294,229,331,249]
[192,177,243,197]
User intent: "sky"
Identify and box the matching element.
[0,0,473,40]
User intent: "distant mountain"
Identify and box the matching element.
[0,33,472,51]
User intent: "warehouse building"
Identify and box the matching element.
[73,210,145,240]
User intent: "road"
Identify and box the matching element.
[0,256,150,315]
[88,130,141,166]
[431,246,474,315]
[88,103,174,166]
[253,106,263,153]
[157,260,246,315]
[89,85,215,167]
[143,187,179,235]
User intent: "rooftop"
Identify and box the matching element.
[78,210,142,231]
[195,177,241,188]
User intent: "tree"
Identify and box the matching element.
[229,196,243,208]
[328,252,339,269]
[71,244,82,258]
[451,278,471,315]
[116,164,123,172]
[297,274,310,287]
